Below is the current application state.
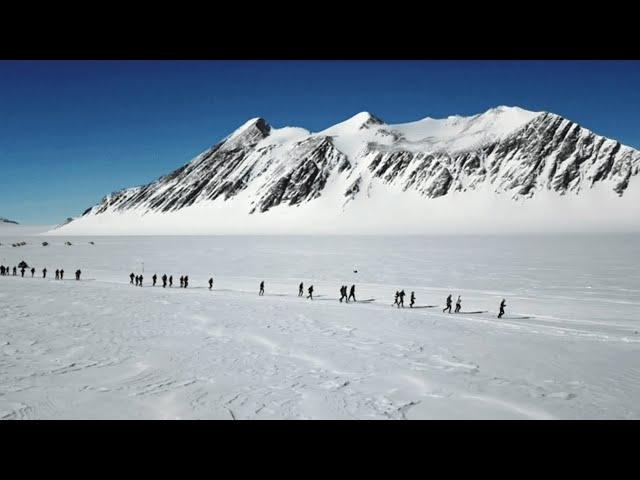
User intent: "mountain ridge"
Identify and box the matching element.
[56,106,640,234]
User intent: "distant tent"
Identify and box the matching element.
[18,261,29,269]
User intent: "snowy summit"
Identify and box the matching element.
[53,106,640,235]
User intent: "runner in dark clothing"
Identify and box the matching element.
[130,272,135,285]
[55,269,60,280]
[43,268,47,279]
[162,274,167,288]
[169,275,173,287]
[184,276,189,288]
[0,266,4,275]
[208,278,213,290]
[135,275,139,286]
[259,281,264,296]
[339,285,346,303]
[30,267,35,277]
[498,299,506,319]
[75,269,81,280]
[455,295,462,313]
[307,285,313,300]
[20,267,25,277]
[394,291,399,306]
[152,274,157,287]
[398,290,405,308]
[348,284,356,302]
[299,282,304,297]
[60,269,64,280]
[410,291,415,308]
[179,276,184,288]
[443,294,452,313]
[139,275,143,286]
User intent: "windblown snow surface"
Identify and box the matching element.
[1,233,639,419]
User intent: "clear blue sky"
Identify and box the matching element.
[1,60,639,224]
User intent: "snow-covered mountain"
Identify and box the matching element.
[54,106,640,235]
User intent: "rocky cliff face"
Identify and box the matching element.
[80,107,640,220]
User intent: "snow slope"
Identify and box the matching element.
[51,106,640,235]
[1,234,639,419]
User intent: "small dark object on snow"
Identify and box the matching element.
[42,242,49,246]
[18,260,29,269]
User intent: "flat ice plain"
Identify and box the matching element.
[1,229,639,419]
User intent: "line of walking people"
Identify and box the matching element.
[441,294,506,317]
[128,272,216,290]
[393,290,416,308]
[266,281,357,302]
[0,264,81,280]
[4,264,509,318]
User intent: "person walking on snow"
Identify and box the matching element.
[209,277,214,290]
[42,268,47,279]
[130,272,135,285]
[307,285,314,300]
[410,291,415,308]
[455,295,462,313]
[339,285,347,303]
[21,267,25,277]
[348,284,356,302]
[394,291,399,306]
[162,274,167,288]
[259,281,264,296]
[443,294,452,313]
[169,275,173,288]
[498,299,506,319]
[152,274,157,287]
[75,269,81,280]
[179,276,184,288]
[299,282,304,297]
[398,290,405,308]
[184,276,189,288]
[60,269,64,280]
[30,267,35,277]
[55,269,60,280]
[138,274,143,287]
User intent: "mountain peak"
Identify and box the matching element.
[347,111,384,128]
[230,117,271,137]
[223,117,272,147]
[320,111,385,136]
[482,105,539,116]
